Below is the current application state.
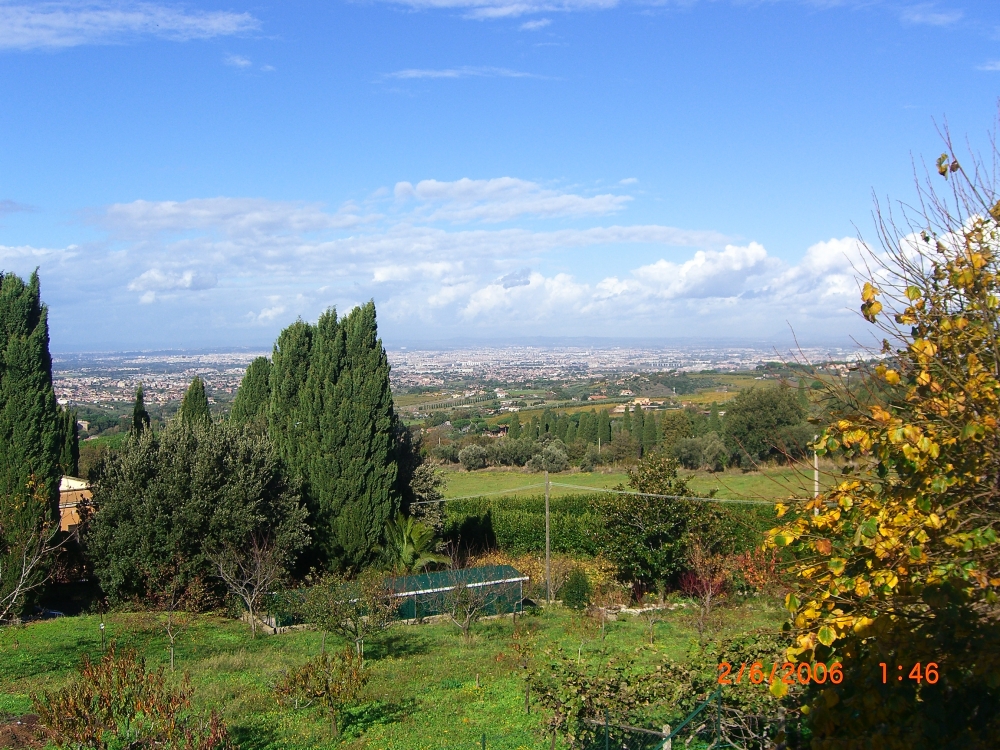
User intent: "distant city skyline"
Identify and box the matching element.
[2,0,998,350]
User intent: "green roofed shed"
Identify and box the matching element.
[386,565,528,621]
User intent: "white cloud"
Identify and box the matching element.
[0,2,258,51]
[372,0,616,19]
[10,178,880,346]
[977,61,1000,72]
[520,18,551,29]
[127,268,217,293]
[101,197,364,238]
[225,54,252,68]
[899,4,962,26]
[384,66,540,80]
[619,177,638,185]
[393,177,630,222]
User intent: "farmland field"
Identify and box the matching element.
[440,464,830,501]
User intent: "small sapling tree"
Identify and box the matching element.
[275,647,369,736]
[210,534,284,638]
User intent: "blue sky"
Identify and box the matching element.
[0,0,997,351]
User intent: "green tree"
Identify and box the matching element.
[578,410,596,444]
[229,356,271,426]
[722,386,804,466]
[564,419,577,444]
[0,271,61,619]
[641,410,657,453]
[597,454,731,587]
[132,384,151,435]
[310,303,398,568]
[597,409,612,446]
[660,409,692,453]
[268,320,313,478]
[622,405,632,436]
[57,406,79,477]
[506,414,521,439]
[86,422,310,604]
[178,377,211,427]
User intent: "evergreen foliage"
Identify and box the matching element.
[131,384,151,435]
[178,377,211,427]
[560,567,591,610]
[722,386,805,465]
[0,271,61,615]
[57,406,79,477]
[268,320,313,480]
[229,356,271,426]
[86,421,309,604]
[269,303,401,569]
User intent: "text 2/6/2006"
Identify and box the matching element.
[717,661,843,686]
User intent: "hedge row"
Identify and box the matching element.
[444,493,603,556]
[443,492,775,560]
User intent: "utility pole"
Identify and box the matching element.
[545,469,551,605]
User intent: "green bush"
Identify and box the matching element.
[560,567,591,610]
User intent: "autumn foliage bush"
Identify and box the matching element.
[32,645,230,750]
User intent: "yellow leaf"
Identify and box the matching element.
[769,679,788,698]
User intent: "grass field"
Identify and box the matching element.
[0,599,786,750]
[440,464,830,501]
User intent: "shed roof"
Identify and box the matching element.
[387,565,527,597]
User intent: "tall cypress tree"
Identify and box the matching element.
[56,406,79,476]
[642,410,658,453]
[507,415,521,439]
[325,302,397,567]
[268,320,313,478]
[622,406,632,436]
[598,409,612,445]
[0,271,61,613]
[298,308,346,563]
[230,356,272,426]
[178,376,211,426]
[132,384,151,434]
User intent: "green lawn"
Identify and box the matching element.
[441,465,829,502]
[0,600,786,749]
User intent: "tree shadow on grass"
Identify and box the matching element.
[366,631,429,660]
[341,699,416,737]
[228,721,280,750]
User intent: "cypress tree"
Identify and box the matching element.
[555,414,570,441]
[323,302,397,566]
[0,271,61,613]
[132,384,151,434]
[230,356,272,426]
[56,406,79,476]
[179,376,211,426]
[564,419,577,444]
[623,406,632,436]
[642,410,658,453]
[597,409,611,445]
[633,406,644,440]
[507,415,521,439]
[268,320,313,478]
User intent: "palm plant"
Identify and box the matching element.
[381,513,449,575]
